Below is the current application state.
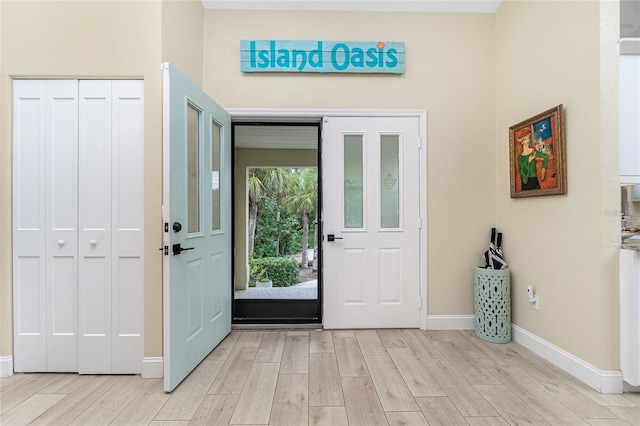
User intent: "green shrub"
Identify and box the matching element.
[254,194,304,257]
[249,257,299,287]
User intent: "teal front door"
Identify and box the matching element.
[162,63,232,392]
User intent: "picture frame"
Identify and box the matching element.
[509,104,566,198]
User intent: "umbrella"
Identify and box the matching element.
[484,228,507,270]
[483,228,497,268]
[495,231,507,270]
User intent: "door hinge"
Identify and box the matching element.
[418,297,423,309]
[418,137,422,150]
[418,217,422,229]
[164,222,169,232]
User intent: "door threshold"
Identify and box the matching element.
[232,323,322,330]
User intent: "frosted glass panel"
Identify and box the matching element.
[344,135,363,228]
[187,104,200,233]
[380,135,399,228]
[211,120,221,231]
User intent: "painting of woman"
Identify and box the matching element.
[517,129,548,191]
[509,105,566,198]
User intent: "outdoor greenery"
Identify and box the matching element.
[253,194,302,258]
[249,257,299,287]
[249,168,318,271]
[283,168,318,270]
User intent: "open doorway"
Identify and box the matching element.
[233,123,322,324]
[235,167,318,300]
[236,167,318,299]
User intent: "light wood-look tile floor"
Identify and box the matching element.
[1,329,639,425]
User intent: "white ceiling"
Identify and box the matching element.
[201,0,502,13]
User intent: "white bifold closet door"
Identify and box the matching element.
[13,79,144,374]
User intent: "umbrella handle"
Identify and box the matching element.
[491,228,496,244]
[497,232,502,248]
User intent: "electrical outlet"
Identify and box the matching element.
[527,285,539,310]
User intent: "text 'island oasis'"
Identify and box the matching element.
[241,40,405,75]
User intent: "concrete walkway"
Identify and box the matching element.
[234,279,317,300]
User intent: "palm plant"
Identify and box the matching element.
[261,168,289,255]
[283,168,318,269]
[247,168,291,257]
[247,169,266,256]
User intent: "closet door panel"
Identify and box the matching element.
[13,80,48,372]
[45,80,79,372]
[78,80,113,374]
[111,80,144,373]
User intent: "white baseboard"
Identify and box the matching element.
[141,357,163,379]
[0,356,14,377]
[512,324,623,394]
[1,355,162,379]
[426,315,475,330]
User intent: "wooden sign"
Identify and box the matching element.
[241,40,405,74]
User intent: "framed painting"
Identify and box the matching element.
[509,105,566,198]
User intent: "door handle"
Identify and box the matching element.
[172,243,195,255]
[327,234,343,242]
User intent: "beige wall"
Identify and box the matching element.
[495,0,620,370]
[234,149,318,290]
[0,0,165,358]
[162,0,204,87]
[204,10,498,314]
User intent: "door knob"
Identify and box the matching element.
[172,243,194,255]
[57,240,65,246]
[89,240,97,246]
[327,234,343,242]
[172,222,182,232]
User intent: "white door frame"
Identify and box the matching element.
[227,108,428,330]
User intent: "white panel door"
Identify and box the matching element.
[13,80,50,372]
[322,116,421,328]
[45,81,80,372]
[13,79,143,374]
[79,80,144,374]
[77,80,144,374]
[109,80,144,373]
[162,63,232,392]
[78,80,113,373]
[13,80,79,372]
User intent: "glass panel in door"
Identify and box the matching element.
[211,119,221,232]
[344,134,364,229]
[187,104,200,234]
[380,134,400,229]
